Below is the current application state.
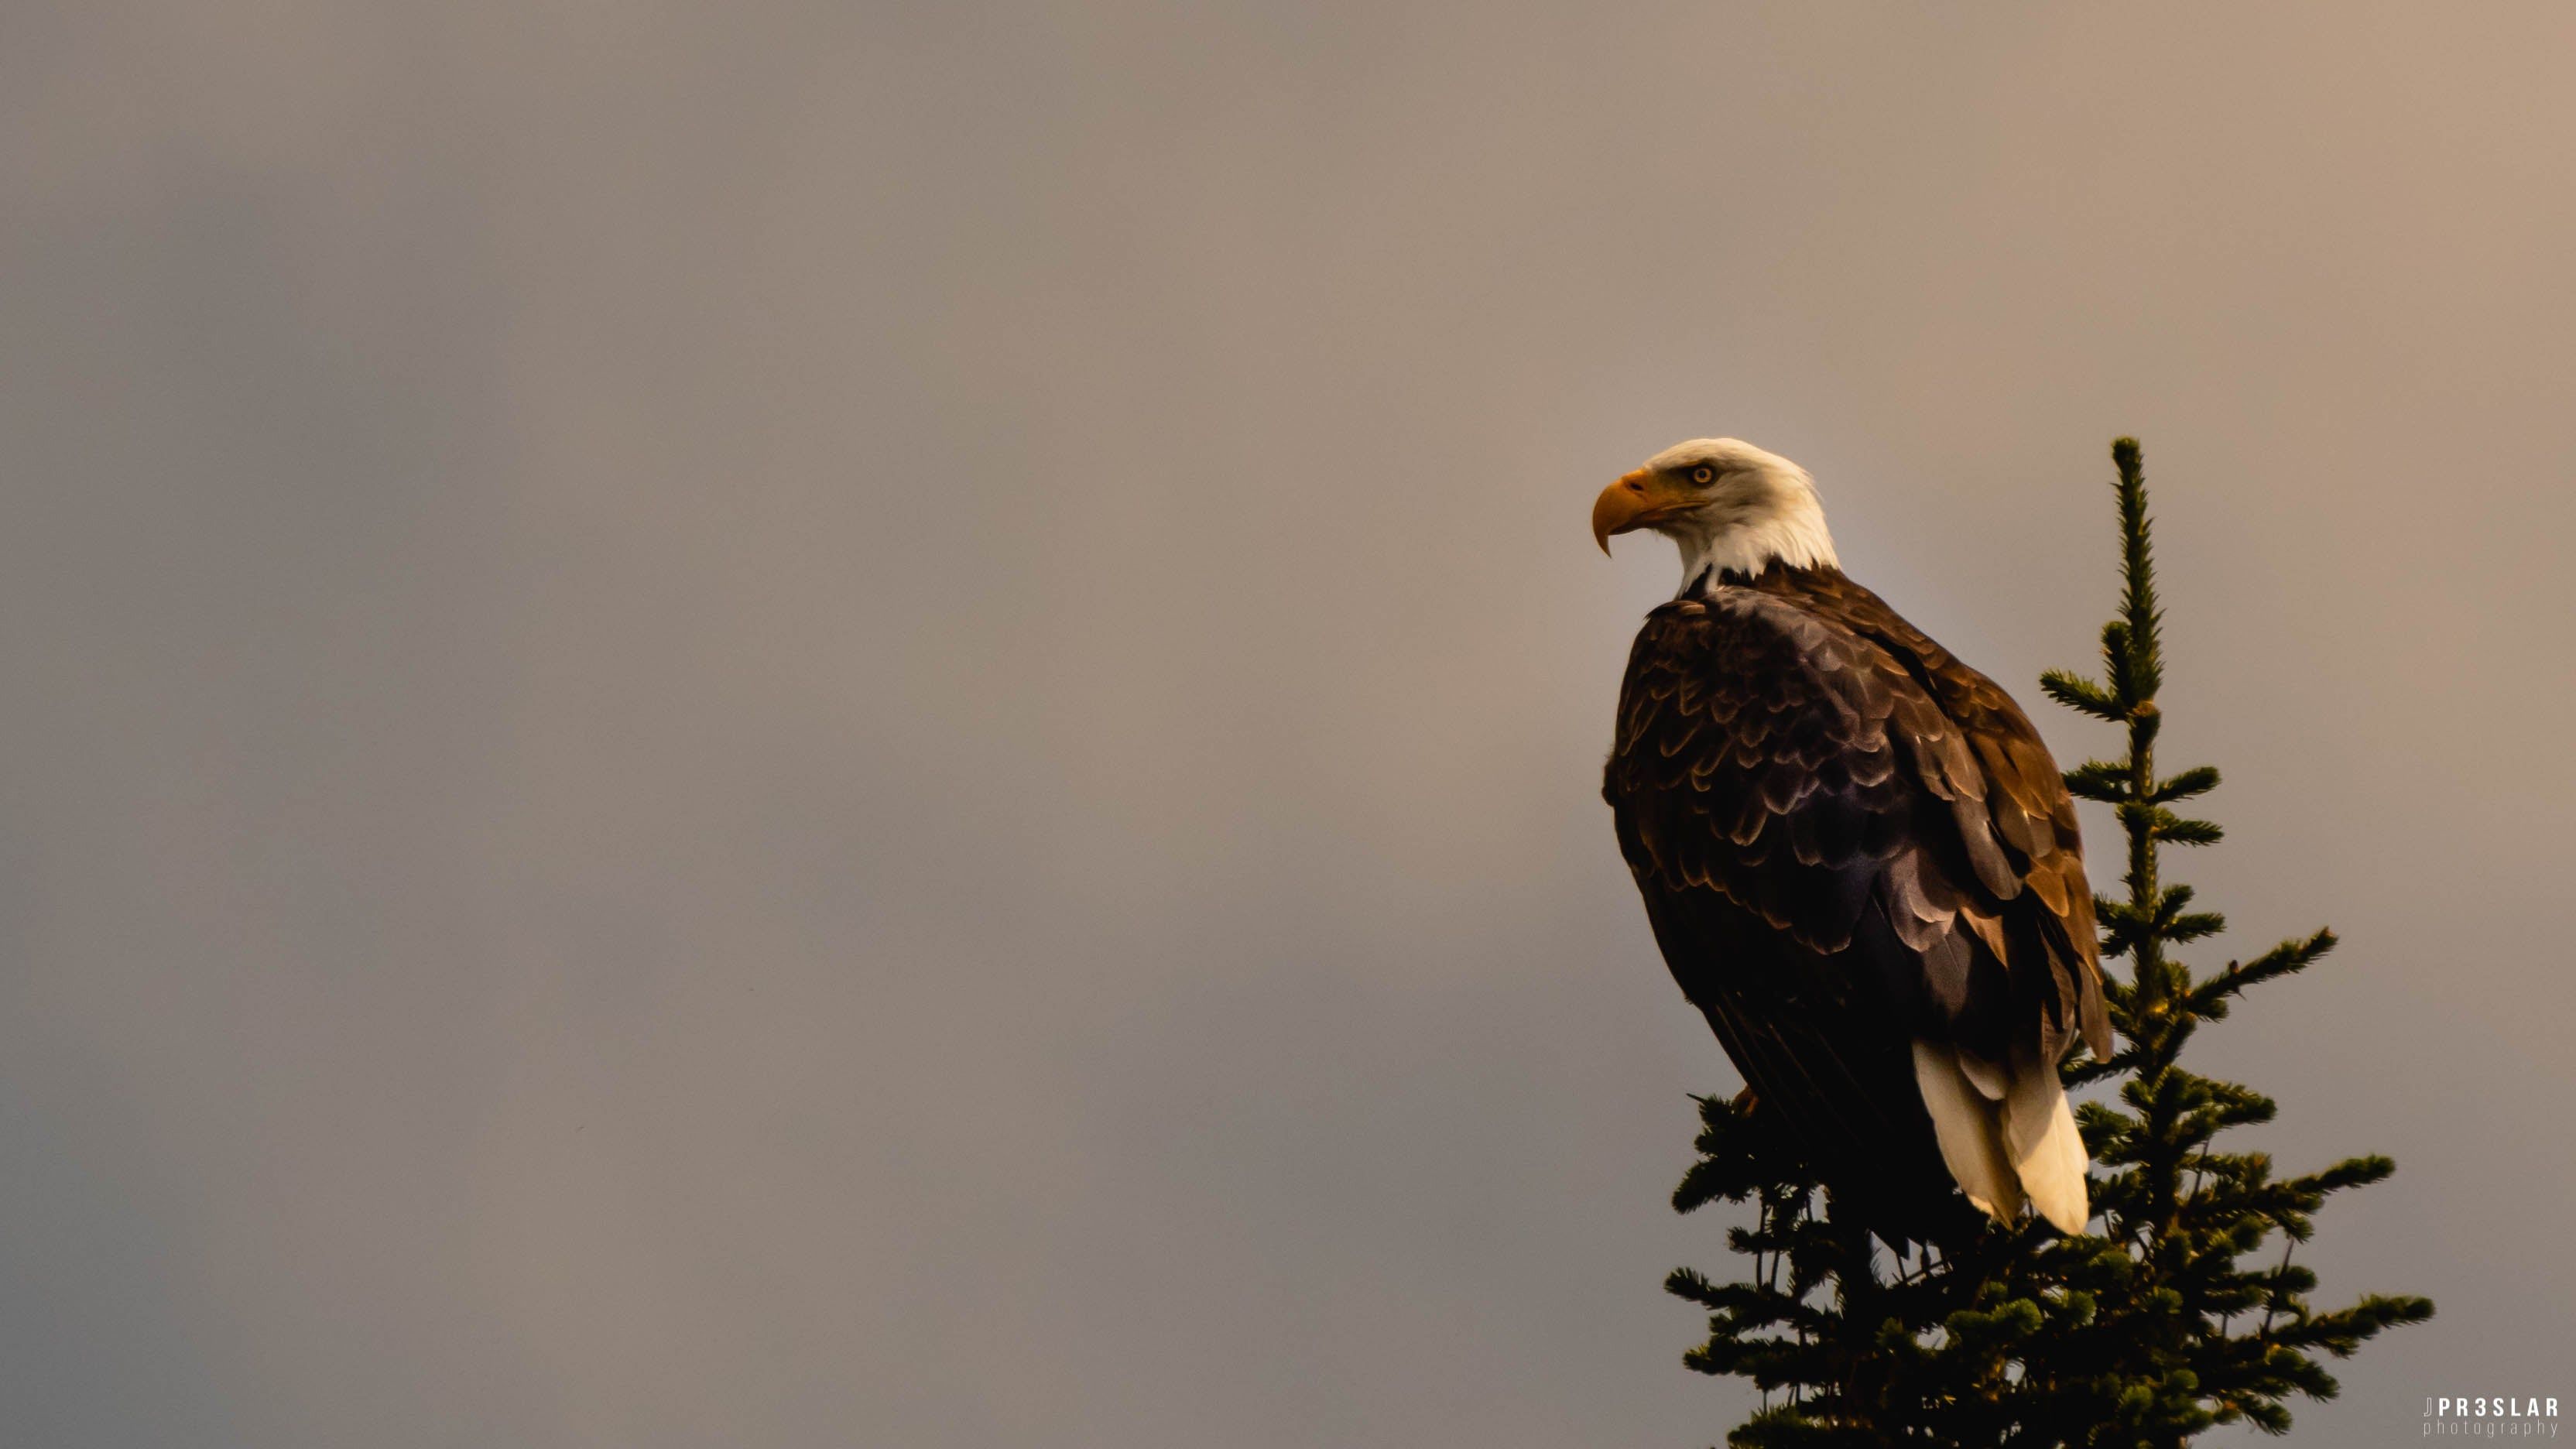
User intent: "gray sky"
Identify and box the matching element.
[5,4,2571,1445]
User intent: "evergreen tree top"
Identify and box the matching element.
[1666,437,2430,1447]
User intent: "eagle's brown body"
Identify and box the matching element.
[1604,561,2112,1242]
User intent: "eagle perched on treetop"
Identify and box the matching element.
[1595,438,2112,1245]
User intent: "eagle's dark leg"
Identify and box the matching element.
[1827,1201,1888,1411]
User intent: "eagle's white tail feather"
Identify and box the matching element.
[1911,1040,2023,1223]
[1955,1049,2009,1101]
[1999,1057,2091,1234]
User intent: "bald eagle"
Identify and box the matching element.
[1595,439,2111,1243]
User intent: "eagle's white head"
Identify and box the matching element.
[1591,437,1839,591]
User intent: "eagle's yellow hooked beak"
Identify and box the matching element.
[1591,468,1688,555]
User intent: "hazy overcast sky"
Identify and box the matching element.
[5,4,2571,1445]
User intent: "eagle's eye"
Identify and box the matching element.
[1690,465,1715,485]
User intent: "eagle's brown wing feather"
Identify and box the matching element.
[1605,567,2109,1238]
[1779,568,2111,1063]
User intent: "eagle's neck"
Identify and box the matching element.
[1673,482,1838,598]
